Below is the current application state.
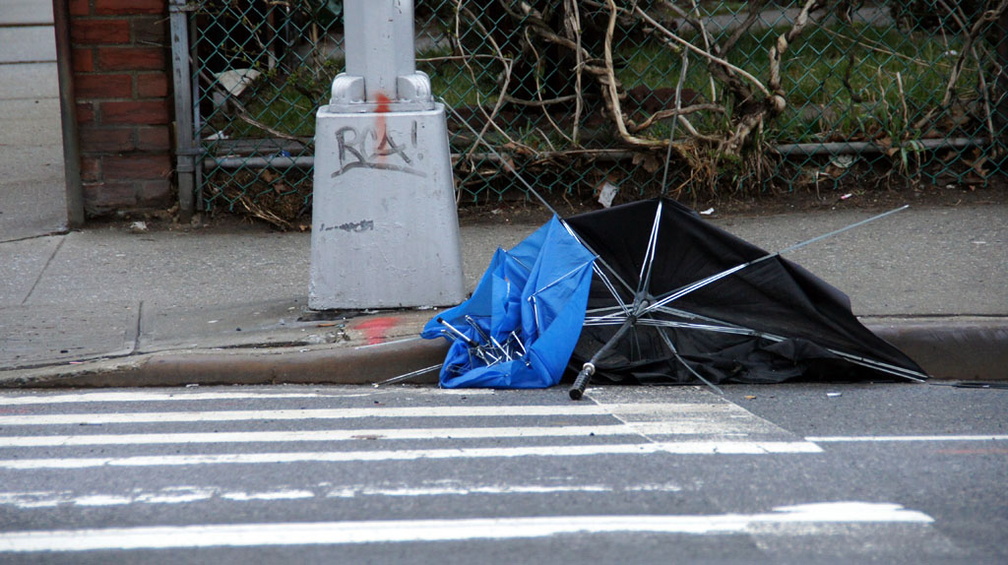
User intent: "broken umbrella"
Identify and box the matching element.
[419,197,926,397]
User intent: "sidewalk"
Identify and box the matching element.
[1,202,1006,387]
[0,0,67,242]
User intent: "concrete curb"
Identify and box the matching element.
[3,338,448,388]
[2,317,1004,388]
[867,317,1008,381]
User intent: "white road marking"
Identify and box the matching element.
[0,440,822,470]
[0,502,933,552]
[0,403,738,426]
[805,435,1008,443]
[333,484,611,497]
[0,421,779,448]
[0,481,682,509]
[219,490,315,502]
[0,389,499,406]
[0,391,335,406]
[0,426,630,447]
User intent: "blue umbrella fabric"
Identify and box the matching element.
[422,216,595,388]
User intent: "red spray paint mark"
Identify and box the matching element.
[374,91,391,163]
[375,91,391,113]
[354,316,400,345]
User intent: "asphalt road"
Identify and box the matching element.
[0,383,1003,564]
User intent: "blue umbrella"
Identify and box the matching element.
[422,216,595,388]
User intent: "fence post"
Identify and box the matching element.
[169,0,195,224]
[309,0,466,310]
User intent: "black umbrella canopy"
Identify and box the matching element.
[564,198,927,386]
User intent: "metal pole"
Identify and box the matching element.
[773,137,988,157]
[169,0,196,223]
[52,0,84,227]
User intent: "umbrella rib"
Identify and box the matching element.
[586,305,626,315]
[636,319,758,336]
[529,259,597,298]
[584,306,633,325]
[441,96,638,304]
[653,324,724,395]
[506,251,536,274]
[644,262,754,315]
[637,200,663,296]
[641,205,911,317]
[824,351,928,382]
[592,264,634,317]
[375,364,442,386]
[527,257,603,336]
[440,97,560,219]
[640,316,928,383]
[583,318,632,327]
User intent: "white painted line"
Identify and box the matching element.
[337,485,613,498]
[0,441,822,470]
[0,389,498,406]
[0,391,334,406]
[0,502,932,552]
[806,435,1008,443]
[0,403,721,426]
[0,425,641,447]
[218,490,314,502]
[0,482,682,509]
[0,421,778,448]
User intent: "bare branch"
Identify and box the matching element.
[634,5,770,98]
[630,103,726,132]
[602,0,662,147]
[722,0,823,155]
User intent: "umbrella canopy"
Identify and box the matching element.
[565,198,928,389]
[422,216,595,388]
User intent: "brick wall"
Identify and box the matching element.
[68,0,173,216]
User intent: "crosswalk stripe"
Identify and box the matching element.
[0,482,684,509]
[0,418,778,448]
[0,389,493,406]
[805,435,1008,443]
[0,502,932,552]
[0,403,736,426]
[0,391,336,406]
[0,441,823,469]
[0,425,636,447]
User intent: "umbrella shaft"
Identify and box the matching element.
[589,318,635,365]
[570,318,636,400]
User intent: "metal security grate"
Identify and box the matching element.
[184,1,1007,227]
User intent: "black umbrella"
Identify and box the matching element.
[564,198,928,399]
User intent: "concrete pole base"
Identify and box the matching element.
[309,102,466,310]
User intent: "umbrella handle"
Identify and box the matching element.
[569,363,595,400]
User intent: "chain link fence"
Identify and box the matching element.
[187,1,1007,227]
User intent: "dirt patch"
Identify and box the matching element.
[457,174,1008,226]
